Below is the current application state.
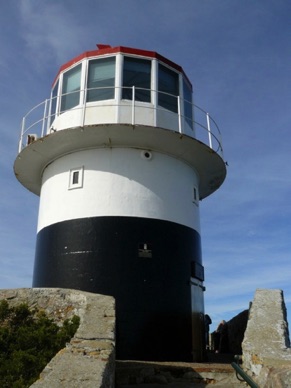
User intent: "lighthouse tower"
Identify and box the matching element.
[14,45,226,362]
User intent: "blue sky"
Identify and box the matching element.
[1,0,291,332]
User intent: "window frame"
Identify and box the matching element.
[158,63,179,113]
[86,56,116,102]
[60,64,82,112]
[183,77,193,128]
[122,56,152,103]
[69,166,84,190]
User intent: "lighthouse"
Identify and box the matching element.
[14,44,226,362]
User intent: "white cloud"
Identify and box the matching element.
[19,0,87,69]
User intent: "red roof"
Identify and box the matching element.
[53,45,191,87]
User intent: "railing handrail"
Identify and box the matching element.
[231,362,259,388]
[18,86,224,159]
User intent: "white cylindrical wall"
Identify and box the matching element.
[37,148,200,232]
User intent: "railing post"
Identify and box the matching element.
[132,86,135,126]
[46,97,52,132]
[41,99,48,137]
[206,112,213,149]
[177,96,182,134]
[19,117,25,153]
[81,88,86,127]
[219,132,224,159]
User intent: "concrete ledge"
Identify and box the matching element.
[115,360,245,386]
[0,288,115,388]
[242,289,291,387]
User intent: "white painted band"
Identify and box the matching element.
[37,148,200,232]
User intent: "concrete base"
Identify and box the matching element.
[115,359,245,387]
[242,289,291,387]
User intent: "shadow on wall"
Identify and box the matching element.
[227,310,249,354]
[115,360,237,386]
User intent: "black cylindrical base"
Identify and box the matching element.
[33,216,202,361]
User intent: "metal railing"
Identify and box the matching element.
[231,362,259,387]
[18,86,224,160]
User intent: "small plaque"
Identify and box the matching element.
[138,243,152,258]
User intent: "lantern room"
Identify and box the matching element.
[47,44,194,136]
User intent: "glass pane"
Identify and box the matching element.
[61,64,81,111]
[87,57,116,102]
[72,171,79,184]
[122,57,151,102]
[158,64,179,113]
[183,78,193,128]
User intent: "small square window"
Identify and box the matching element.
[69,167,84,189]
[193,186,199,204]
[72,171,79,184]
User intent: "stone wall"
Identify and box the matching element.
[0,288,115,388]
[209,309,249,355]
[227,309,249,355]
[242,289,291,387]
[2,287,291,387]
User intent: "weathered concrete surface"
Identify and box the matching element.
[115,359,246,387]
[0,288,115,388]
[242,289,291,387]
